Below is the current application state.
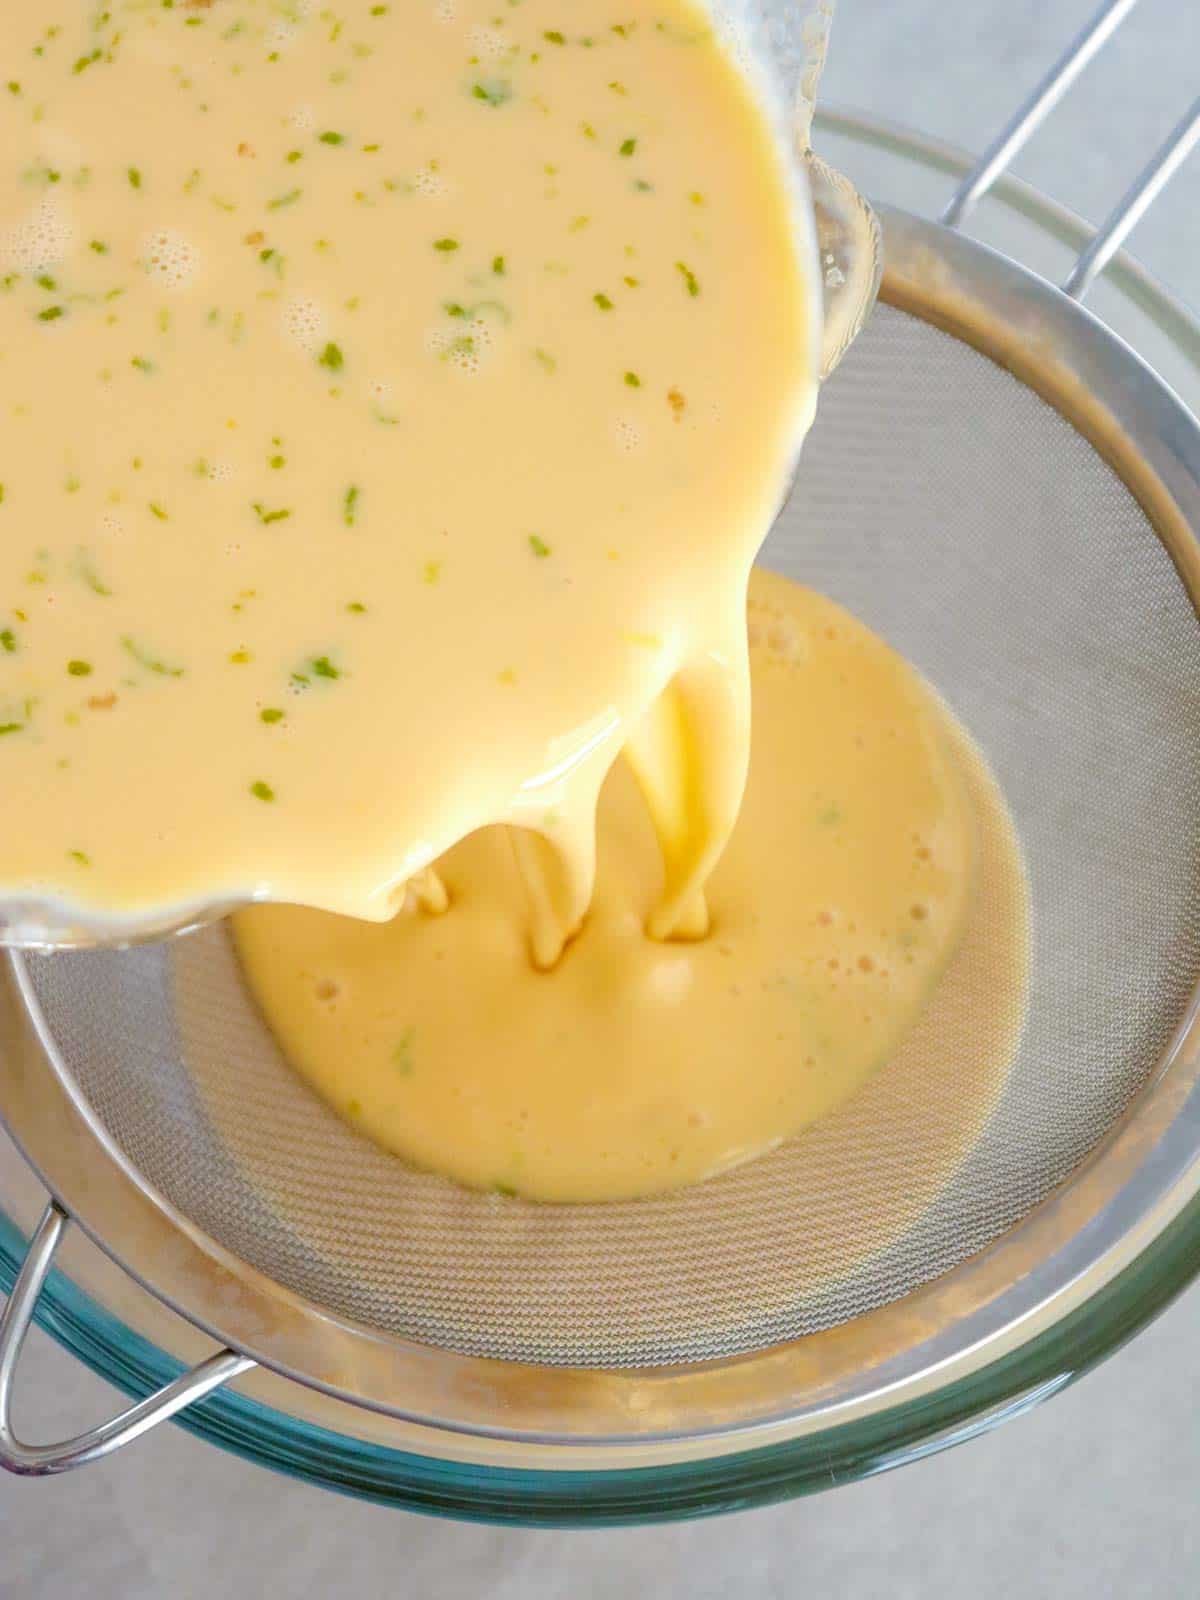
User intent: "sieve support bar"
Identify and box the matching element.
[1062,97,1200,300]
[939,0,1140,227]
[0,1201,256,1476]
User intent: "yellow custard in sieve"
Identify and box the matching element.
[235,572,982,1202]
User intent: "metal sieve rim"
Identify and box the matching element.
[1,206,1198,1460]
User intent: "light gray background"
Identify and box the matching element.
[3,2,1198,1595]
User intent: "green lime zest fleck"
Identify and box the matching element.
[67,660,92,676]
[675,260,700,296]
[317,341,344,371]
[528,534,551,558]
[89,239,108,253]
[148,502,168,521]
[543,29,565,44]
[260,707,284,724]
[0,629,15,653]
[392,1026,416,1074]
[269,452,286,469]
[251,502,292,525]
[423,559,442,585]
[127,167,142,189]
[311,654,340,680]
[471,79,512,107]
[318,130,345,145]
[37,305,65,322]
[229,649,252,664]
[36,274,56,291]
[286,149,303,164]
[533,347,556,374]
[493,1181,518,1198]
[73,551,112,595]
[121,637,184,677]
[370,4,389,13]
[432,237,460,252]
[6,82,19,96]
[250,779,275,802]
[492,254,505,276]
[268,188,302,209]
[131,356,156,373]
[346,601,367,613]
[619,137,636,156]
[0,723,23,736]
[73,49,102,74]
[624,371,641,387]
[67,849,91,866]
[446,298,509,324]
[343,484,360,526]
[593,292,613,311]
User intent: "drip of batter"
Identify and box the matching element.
[234,571,1002,1203]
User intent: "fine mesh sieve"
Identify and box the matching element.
[2,20,1200,1491]
[13,295,1199,1373]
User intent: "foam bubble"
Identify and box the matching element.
[434,0,456,22]
[142,228,200,291]
[281,293,327,352]
[424,315,496,375]
[205,460,234,484]
[1,197,73,276]
[288,104,316,132]
[413,165,449,199]
[99,513,125,539]
[467,24,506,57]
[267,22,299,53]
[613,416,644,454]
[766,615,805,664]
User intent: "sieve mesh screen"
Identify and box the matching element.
[22,305,1200,1366]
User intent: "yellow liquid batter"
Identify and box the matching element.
[235,570,989,1202]
[3,4,1025,1207]
[0,0,814,956]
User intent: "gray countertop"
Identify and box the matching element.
[4,3,1199,1594]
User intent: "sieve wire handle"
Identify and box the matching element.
[0,1201,256,1476]
[939,0,1140,228]
[940,0,1200,303]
